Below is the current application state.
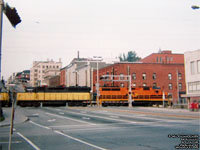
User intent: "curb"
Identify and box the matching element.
[0,116,29,127]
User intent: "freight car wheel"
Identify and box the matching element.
[102,103,108,107]
[82,103,87,107]
[19,102,26,107]
[33,102,40,107]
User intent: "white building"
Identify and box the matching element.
[182,49,200,105]
[30,59,62,87]
[64,58,109,91]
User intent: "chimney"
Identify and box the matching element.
[77,51,80,59]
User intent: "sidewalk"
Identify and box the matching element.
[136,106,200,113]
[0,107,28,127]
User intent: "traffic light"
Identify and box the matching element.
[191,5,200,10]
[4,3,21,28]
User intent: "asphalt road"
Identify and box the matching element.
[0,106,199,150]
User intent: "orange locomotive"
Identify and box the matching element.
[99,86,169,106]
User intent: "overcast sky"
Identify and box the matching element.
[1,0,200,80]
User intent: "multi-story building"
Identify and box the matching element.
[182,50,200,106]
[60,57,109,91]
[93,51,186,104]
[7,70,30,84]
[30,59,62,87]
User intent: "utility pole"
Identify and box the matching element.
[93,56,102,107]
[0,0,3,79]
[0,1,21,79]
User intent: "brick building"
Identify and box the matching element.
[60,67,67,86]
[141,50,184,64]
[93,51,186,104]
[48,75,60,87]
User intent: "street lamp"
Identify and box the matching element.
[93,56,103,106]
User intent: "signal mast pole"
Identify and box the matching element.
[0,0,3,79]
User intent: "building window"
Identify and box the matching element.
[179,83,182,90]
[156,57,159,63]
[34,69,38,72]
[178,73,182,80]
[142,73,146,80]
[152,73,156,80]
[143,83,147,87]
[188,81,200,92]
[160,57,162,63]
[153,83,157,87]
[120,83,124,87]
[57,66,59,68]
[190,61,195,74]
[132,83,136,87]
[168,83,172,90]
[197,60,200,73]
[168,73,172,80]
[120,74,124,80]
[132,73,136,80]
[46,66,48,69]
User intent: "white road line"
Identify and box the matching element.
[54,130,109,150]
[55,109,61,111]
[63,110,138,124]
[59,112,64,115]
[82,117,90,120]
[29,121,51,130]
[109,115,119,118]
[62,126,126,132]
[87,110,190,123]
[0,141,22,144]
[17,132,40,150]
[49,122,138,128]
[49,124,96,128]
[47,119,56,122]
[45,112,96,125]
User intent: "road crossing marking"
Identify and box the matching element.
[82,117,90,120]
[54,130,109,150]
[45,112,96,125]
[17,132,40,150]
[58,112,64,115]
[63,110,138,124]
[0,141,22,144]
[47,119,56,122]
[62,126,127,132]
[29,121,51,129]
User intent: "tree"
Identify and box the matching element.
[119,51,141,62]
